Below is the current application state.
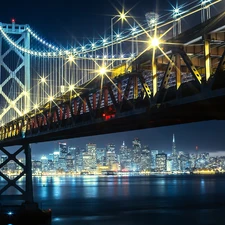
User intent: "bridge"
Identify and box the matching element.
[0,0,225,221]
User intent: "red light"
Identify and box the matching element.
[12,19,15,23]
[102,114,106,117]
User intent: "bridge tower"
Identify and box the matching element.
[0,20,30,125]
[0,21,49,223]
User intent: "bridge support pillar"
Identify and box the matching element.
[0,143,33,203]
[25,143,34,203]
[0,143,51,223]
[204,38,211,81]
[0,23,31,124]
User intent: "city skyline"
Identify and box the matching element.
[27,120,225,159]
[1,0,225,155]
[2,131,225,176]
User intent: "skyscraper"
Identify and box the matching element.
[120,141,132,171]
[150,150,158,171]
[132,138,142,171]
[140,145,151,171]
[156,153,167,172]
[86,143,97,172]
[171,134,178,171]
[172,134,176,156]
[58,142,67,170]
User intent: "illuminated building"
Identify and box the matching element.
[120,141,132,171]
[1,155,8,171]
[167,158,173,172]
[172,134,176,156]
[53,151,60,170]
[66,152,74,171]
[171,134,179,171]
[68,147,76,157]
[150,150,158,171]
[41,155,48,171]
[132,138,142,171]
[106,144,117,170]
[178,152,190,171]
[48,153,54,161]
[7,160,17,172]
[82,153,93,173]
[140,145,151,171]
[74,147,83,173]
[86,144,97,172]
[106,151,117,170]
[156,153,167,172]
[96,148,106,166]
[59,142,68,158]
[32,160,42,174]
[58,143,67,171]
[47,160,54,171]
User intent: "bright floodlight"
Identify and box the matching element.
[23,90,28,96]
[7,211,13,216]
[174,8,180,15]
[48,96,54,101]
[99,67,107,75]
[150,18,156,24]
[69,84,74,91]
[120,13,126,20]
[41,77,46,83]
[150,37,160,47]
[34,104,38,109]
[68,55,75,62]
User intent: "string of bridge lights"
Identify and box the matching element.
[0,0,217,60]
[0,24,137,59]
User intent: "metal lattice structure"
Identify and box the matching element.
[0,22,30,123]
[0,0,224,206]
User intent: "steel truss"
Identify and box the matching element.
[0,46,224,146]
[0,143,33,203]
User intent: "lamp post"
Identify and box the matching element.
[111,16,116,68]
[173,8,181,37]
[111,13,126,68]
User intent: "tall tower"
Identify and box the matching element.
[0,20,30,124]
[172,134,176,156]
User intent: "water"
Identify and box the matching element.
[2,175,225,224]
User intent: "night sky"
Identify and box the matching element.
[1,0,225,156]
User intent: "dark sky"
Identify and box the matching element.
[1,0,225,157]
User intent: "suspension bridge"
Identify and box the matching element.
[0,0,225,222]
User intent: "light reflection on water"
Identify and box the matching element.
[1,175,225,224]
